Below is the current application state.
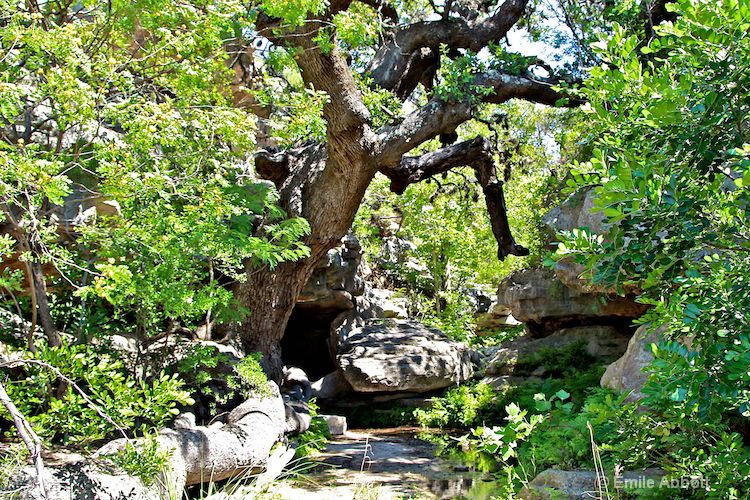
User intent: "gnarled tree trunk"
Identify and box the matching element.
[232,0,575,381]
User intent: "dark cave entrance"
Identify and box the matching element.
[281,303,346,381]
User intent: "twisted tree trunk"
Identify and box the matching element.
[234,0,575,381]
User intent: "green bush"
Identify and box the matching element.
[2,343,193,445]
[110,433,172,487]
[341,403,417,428]
[513,339,596,376]
[169,347,270,421]
[415,382,498,428]
[294,399,331,459]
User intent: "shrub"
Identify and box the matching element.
[2,343,193,445]
[415,382,498,428]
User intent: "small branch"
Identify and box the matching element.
[0,379,48,499]
[379,136,529,259]
[1,359,130,441]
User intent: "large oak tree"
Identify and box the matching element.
[231,0,577,379]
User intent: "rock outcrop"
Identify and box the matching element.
[334,319,473,394]
[519,468,664,499]
[7,383,287,500]
[282,234,409,381]
[100,382,286,494]
[483,325,631,378]
[6,461,158,500]
[542,186,637,296]
[600,325,670,402]
[497,268,647,337]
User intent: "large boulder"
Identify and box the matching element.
[483,325,631,378]
[542,187,639,296]
[7,384,291,500]
[519,468,664,499]
[600,325,667,402]
[337,319,473,393]
[498,268,647,336]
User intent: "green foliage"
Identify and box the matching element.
[293,399,331,459]
[354,101,577,342]
[415,382,497,429]
[0,0,311,342]
[3,343,193,445]
[468,401,545,462]
[513,339,596,377]
[260,0,329,29]
[170,347,270,418]
[233,352,272,398]
[416,343,606,431]
[341,402,417,428]
[548,2,750,496]
[0,444,27,491]
[110,434,172,487]
[434,48,493,103]
[253,86,329,147]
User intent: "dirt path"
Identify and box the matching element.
[272,428,497,499]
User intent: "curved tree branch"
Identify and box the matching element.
[368,0,530,96]
[380,136,529,259]
[256,15,371,139]
[376,70,573,166]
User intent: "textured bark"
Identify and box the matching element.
[240,1,576,380]
[368,0,530,96]
[29,260,62,348]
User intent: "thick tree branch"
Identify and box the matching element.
[256,15,371,139]
[376,70,571,166]
[380,136,529,259]
[368,0,529,95]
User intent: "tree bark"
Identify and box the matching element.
[240,1,577,381]
[29,259,62,348]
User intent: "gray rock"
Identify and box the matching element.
[320,415,347,435]
[358,287,408,319]
[311,370,354,400]
[475,302,521,330]
[297,234,365,308]
[600,325,669,402]
[283,398,312,434]
[95,382,287,494]
[498,268,647,335]
[542,187,608,238]
[518,469,603,499]
[519,468,664,499]
[337,319,473,393]
[6,460,158,500]
[482,326,630,378]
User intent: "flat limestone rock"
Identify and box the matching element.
[337,319,473,393]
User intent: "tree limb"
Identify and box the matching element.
[0,379,48,499]
[376,70,571,166]
[357,0,399,24]
[368,0,530,95]
[255,15,371,139]
[380,136,529,259]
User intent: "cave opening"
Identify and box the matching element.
[281,303,344,381]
